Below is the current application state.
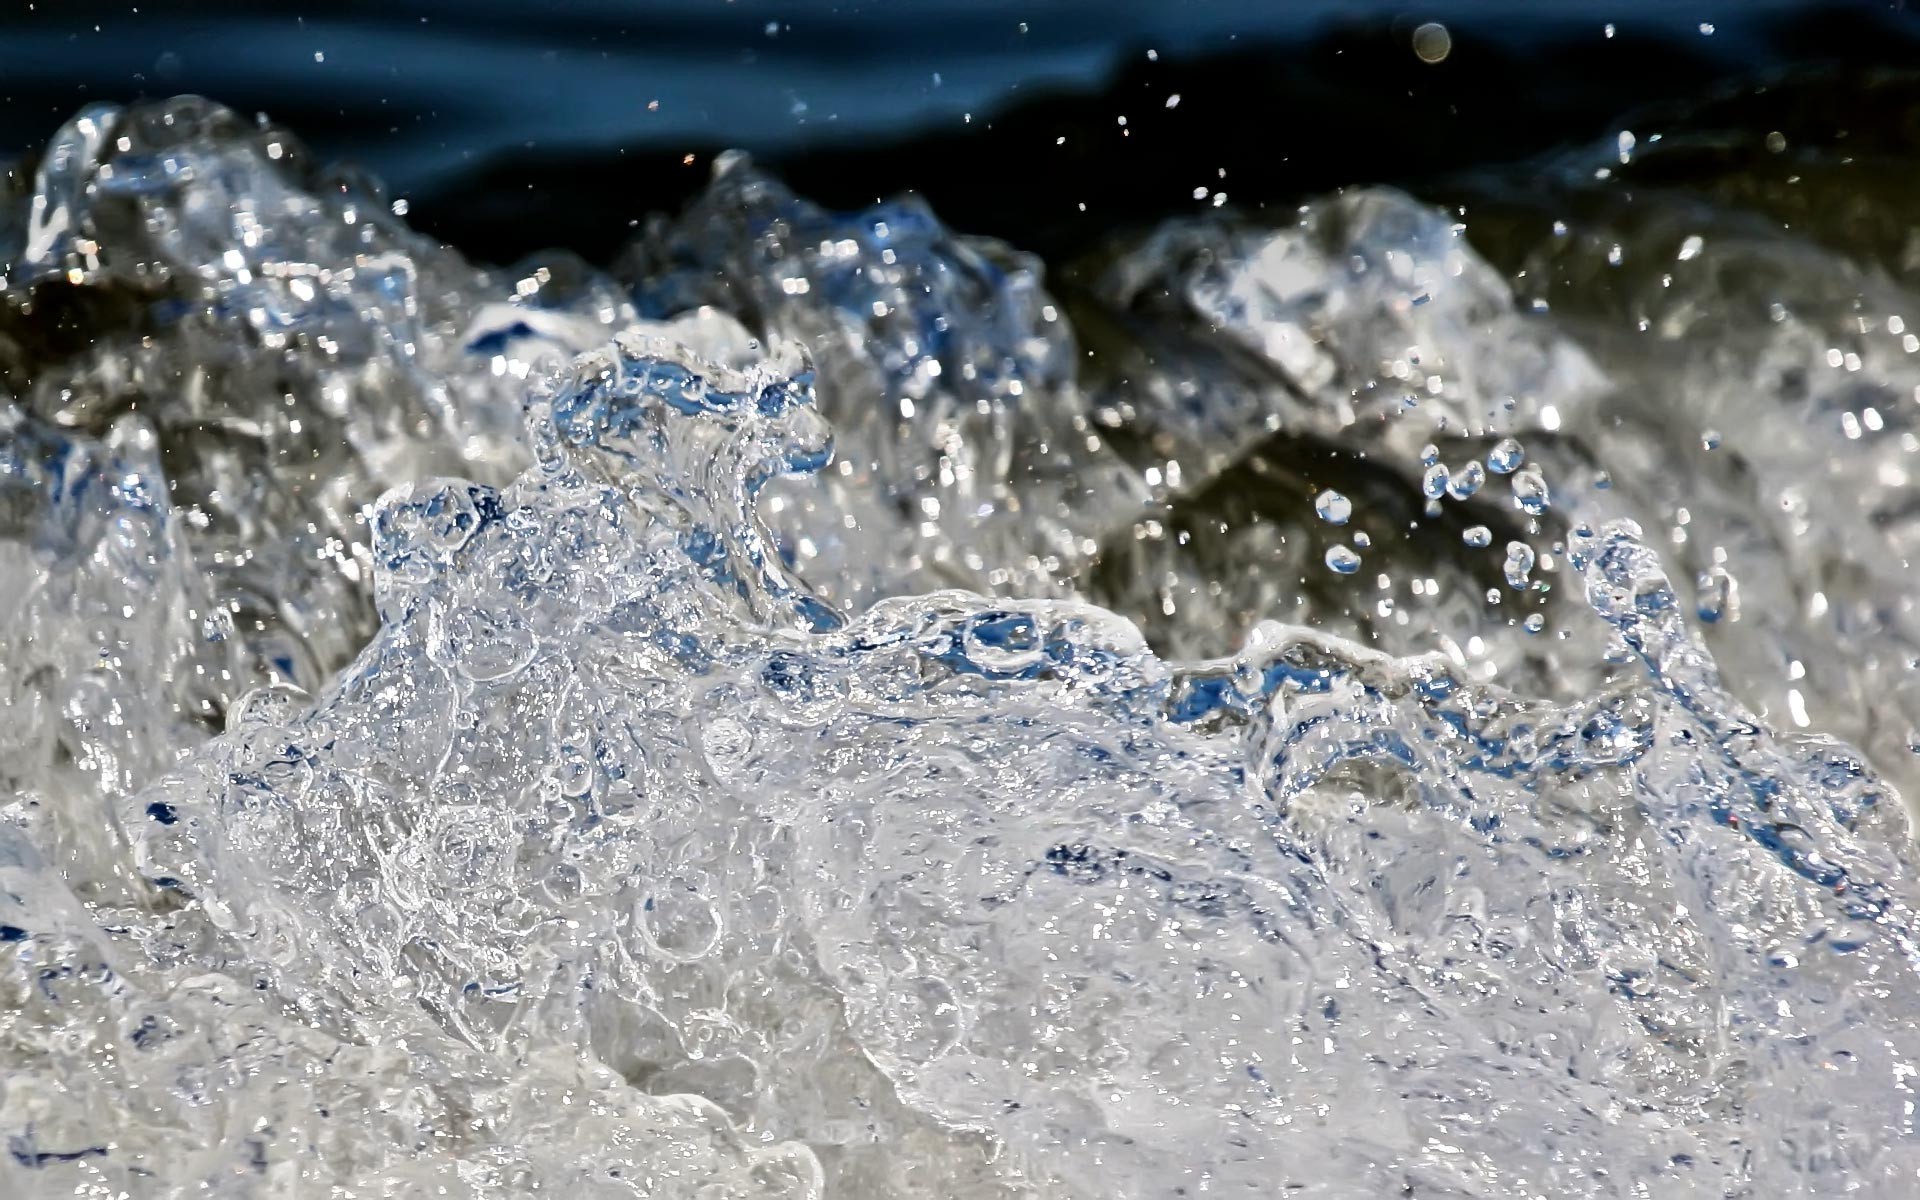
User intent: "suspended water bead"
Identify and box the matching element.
[1420,442,1441,466]
[1702,429,1723,451]
[1488,437,1525,474]
[201,607,235,643]
[1462,525,1492,549]
[1325,544,1362,574]
[1314,489,1352,525]
[1447,459,1486,500]
[1503,540,1536,588]
[1422,462,1450,499]
[1352,530,1372,548]
[1511,466,1551,515]
[1696,566,1740,624]
[1523,612,1546,633]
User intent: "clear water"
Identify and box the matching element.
[4,96,1920,1198]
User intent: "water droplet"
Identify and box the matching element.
[1503,541,1537,588]
[1523,613,1546,634]
[1511,467,1551,515]
[1314,489,1352,525]
[1325,544,1362,575]
[1462,525,1492,549]
[1422,463,1450,499]
[201,608,234,643]
[1696,566,1740,624]
[1487,438,1525,474]
[1446,460,1485,500]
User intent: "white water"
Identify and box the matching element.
[3,97,1920,1198]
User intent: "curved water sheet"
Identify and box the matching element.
[1,327,1916,1198]
[623,153,1149,609]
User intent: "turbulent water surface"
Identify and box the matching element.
[4,89,1920,1197]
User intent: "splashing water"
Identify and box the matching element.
[5,95,1920,1199]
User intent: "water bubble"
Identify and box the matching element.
[1411,22,1452,64]
[1487,438,1525,474]
[1523,612,1546,634]
[427,603,537,682]
[1325,544,1362,574]
[639,882,724,961]
[1314,489,1352,525]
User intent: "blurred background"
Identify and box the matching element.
[2,0,1915,264]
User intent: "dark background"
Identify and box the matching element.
[1,0,1915,264]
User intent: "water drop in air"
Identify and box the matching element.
[1488,437,1525,474]
[1325,544,1362,574]
[1314,489,1352,524]
[1447,459,1486,500]
[1512,466,1551,515]
[1503,541,1537,588]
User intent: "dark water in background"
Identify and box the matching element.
[3,0,1917,264]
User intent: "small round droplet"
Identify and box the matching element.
[1352,530,1372,549]
[1462,525,1492,549]
[1420,443,1441,467]
[1701,429,1722,451]
[1523,613,1546,634]
[1446,460,1486,500]
[1511,467,1551,515]
[1503,541,1537,588]
[1422,463,1450,500]
[1314,489,1352,525]
[1325,544,1362,575]
[1487,438,1524,474]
